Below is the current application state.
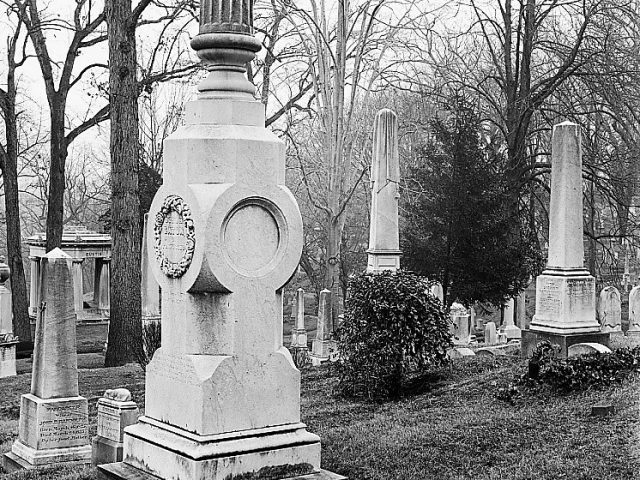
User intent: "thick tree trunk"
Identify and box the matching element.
[45,104,67,251]
[105,0,143,366]
[1,86,32,343]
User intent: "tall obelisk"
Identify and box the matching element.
[367,109,401,273]
[98,1,344,479]
[522,122,609,357]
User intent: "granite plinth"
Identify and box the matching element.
[529,271,600,334]
[366,250,401,274]
[521,330,610,359]
[98,417,326,480]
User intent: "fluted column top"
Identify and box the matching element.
[191,0,261,96]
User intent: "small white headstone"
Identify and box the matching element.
[598,286,622,333]
[484,321,497,345]
[628,286,640,335]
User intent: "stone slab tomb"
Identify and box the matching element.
[4,248,90,471]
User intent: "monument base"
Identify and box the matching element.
[98,417,336,480]
[366,250,401,274]
[521,329,611,359]
[99,462,346,480]
[7,394,91,468]
[3,449,91,472]
[529,270,600,334]
[503,325,522,341]
[92,436,123,466]
[310,340,335,366]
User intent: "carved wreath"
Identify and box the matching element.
[154,195,196,278]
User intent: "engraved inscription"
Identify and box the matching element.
[38,403,87,448]
[538,278,562,316]
[154,195,196,278]
[149,353,194,384]
[97,413,121,442]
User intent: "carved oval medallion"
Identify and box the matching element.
[154,195,196,278]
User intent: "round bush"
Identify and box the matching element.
[336,270,452,399]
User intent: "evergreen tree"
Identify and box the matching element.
[402,95,542,307]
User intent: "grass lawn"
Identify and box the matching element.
[0,341,639,479]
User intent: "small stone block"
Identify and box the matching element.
[476,347,507,357]
[92,436,123,466]
[591,403,614,417]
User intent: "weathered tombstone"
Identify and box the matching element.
[366,109,401,273]
[310,289,334,366]
[97,3,343,478]
[0,256,18,378]
[430,283,444,304]
[290,288,308,348]
[567,343,612,358]
[4,248,90,470]
[523,122,608,358]
[598,286,622,333]
[503,298,521,340]
[92,389,139,465]
[451,314,471,345]
[447,347,476,360]
[627,285,640,335]
[484,321,497,345]
[516,289,528,330]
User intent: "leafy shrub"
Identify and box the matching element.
[335,270,452,399]
[521,341,640,393]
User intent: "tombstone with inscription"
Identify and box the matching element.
[92,389,139,466]
[97,2,344,479]
[628,286,640,335]
[598,286,622,333]
[523,123,609,358]
[4,249,90,470]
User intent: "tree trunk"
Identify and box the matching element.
[1,78,32,343]
[45,103,67,251]
[105,0,143,366]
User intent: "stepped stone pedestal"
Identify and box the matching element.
[97,2,344,479]
[524,122,608,358]
[4,249,90,471]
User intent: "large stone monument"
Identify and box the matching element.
[366,109,401,273]
[4,249,90,470]
[502,298,521,340]
[98,2,344,479]
[522,122,609,357]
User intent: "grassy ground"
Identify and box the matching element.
[0,342,639,479]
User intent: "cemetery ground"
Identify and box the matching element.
[0,337,639,479]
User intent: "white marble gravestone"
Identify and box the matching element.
[523,122,608,357]
[367,109,401,273]
[97,2,344,479]
[4,249,90,470]
[451,314,471,345]
[92,389,139,466]
[628,286,640,335]
[310,289,334,366]
[290,288,308,348]
[502,298,521,340]
[484,322,497,345]
[0,257,18,378]
[598,286,622,334]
